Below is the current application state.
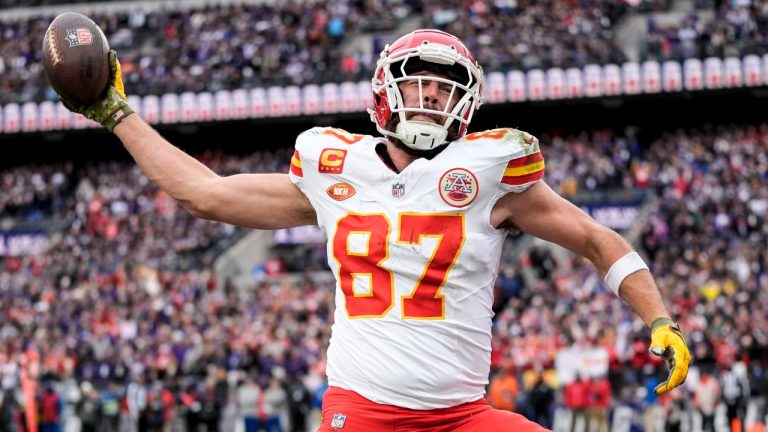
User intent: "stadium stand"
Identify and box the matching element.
[2,122,767,431]
[1,0,765,106]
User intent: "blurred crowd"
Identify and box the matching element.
[420,0,631,72]
[646,1,768,61]
[0,122,766,431]
[3,0,768,105]
[0,0,417,105]
[489,122,768,431]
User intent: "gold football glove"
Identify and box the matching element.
[60,50,134,132]
[649,317,691,394]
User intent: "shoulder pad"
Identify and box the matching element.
[463,128,539,155]
[461,128,544,191]
[297,127,367,148]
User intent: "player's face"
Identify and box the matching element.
[397,71,460,124]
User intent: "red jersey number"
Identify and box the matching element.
[333,213,465,320]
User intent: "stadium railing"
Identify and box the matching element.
[2,55,766,134]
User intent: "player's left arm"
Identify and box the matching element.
[492,181,691,393]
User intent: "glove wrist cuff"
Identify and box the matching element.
[104,103,134,132]
[650,317,676,332]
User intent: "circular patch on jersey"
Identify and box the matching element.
[439,168,479,208]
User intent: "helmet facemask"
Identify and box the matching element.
[370,36,484,151]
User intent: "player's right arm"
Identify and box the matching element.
[114,114,316,229]
[58,50,316,230]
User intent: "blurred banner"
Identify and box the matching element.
[555,345,609,384]
[0,231,49,256]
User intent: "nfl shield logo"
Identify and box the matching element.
[392,182,405,198]
[65,28,93,47]
[331,413,347,429]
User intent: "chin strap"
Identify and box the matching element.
[395,121,448,150]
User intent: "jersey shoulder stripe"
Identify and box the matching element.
[502,151,544,186]
[458,127,545,191]
[290,150,303,177]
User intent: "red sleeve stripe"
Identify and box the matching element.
[505,152,544,168]
[290,151,303,177]
[502,152,545,186]
[502,169,545,186]
[504,159,545,177]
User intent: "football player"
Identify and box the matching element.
[59,29,690,431]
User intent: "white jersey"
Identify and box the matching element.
[289,127,545,409]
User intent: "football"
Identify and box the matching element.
[42,12,110,106]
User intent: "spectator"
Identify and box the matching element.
[695,372,720,432]
[487,363,520,412]
[722,362,750,432]
[588,373,611,432]
[263,376,288,432]
[285,375,311,432]
[564,374,590,432]
[236,376,262,432]
[39,383,61,432]
[527,371,555,429]
[76,381,101,432]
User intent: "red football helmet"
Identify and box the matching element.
[369,29,484,151]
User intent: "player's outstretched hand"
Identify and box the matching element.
[60,50,134,132]
[649,317,691,394]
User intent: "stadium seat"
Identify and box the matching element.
[249,88,267,118]
[339,82,359,112]
[545,68,565,100]
[603,64,621,96]
[507,70,526,102]
[683,58,704,90]
[214,90,233,121]
[55,101,72,130]
[142,95,161,124]
[662,60,683,92]
[724,57,743,87]
[3,104,20,133]
[704,57,724,89]
[267,86,286,117]
[486,71,507,103]
[179,92,198,123]
[303,84,321,115]
[20,102,37,133]
[357,80,372,110]
[621,62,641,95]
[196,92,214,122]
[641,61,662,93]
[321,83,340,114]
[743,55,762,86]
[161,93,180,124]
[527,69,546,101]
[231,89,250,119]
[128,95,142,117]
[566,68,583,98]
[584,64,604,97]
[285,86,302,116]
[38,101,56,131]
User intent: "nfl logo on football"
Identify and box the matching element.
[392,182,405,198]
[331,413,347,429]
[65,28,93,46]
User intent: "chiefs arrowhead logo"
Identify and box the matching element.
[327,183,356,201]
[439,168,478,208]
